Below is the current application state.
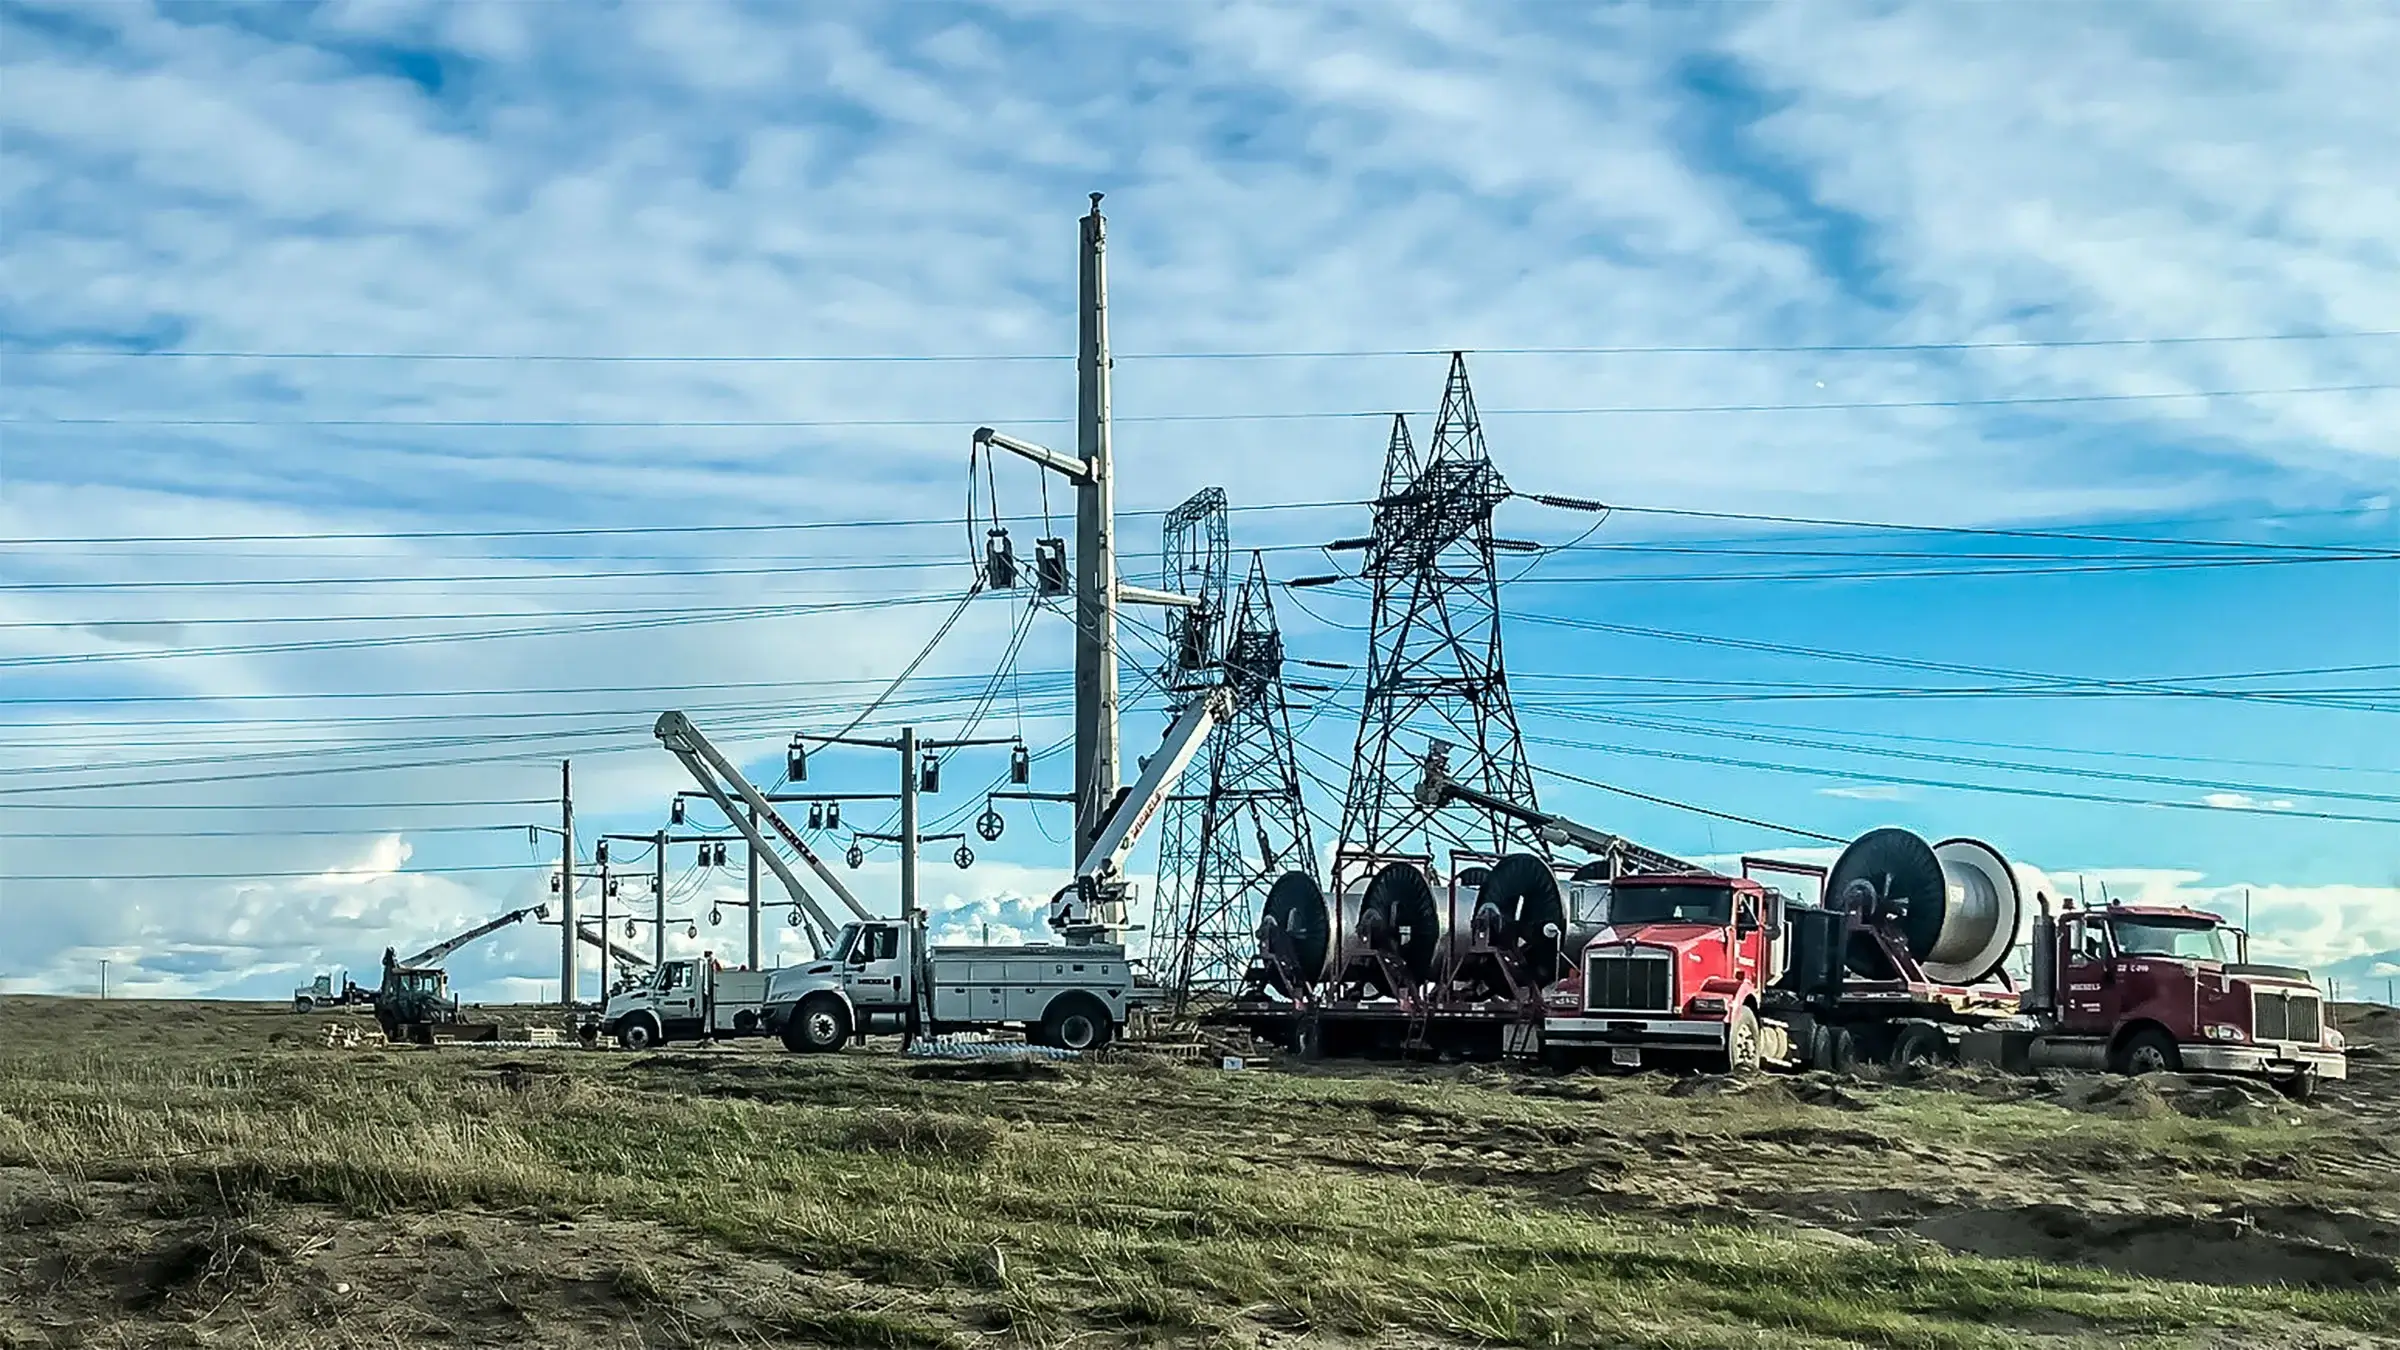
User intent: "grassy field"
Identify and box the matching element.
[2,998,2396,1348]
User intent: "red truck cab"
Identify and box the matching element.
[1543,873,1786,1071]
[2041,902,2345,1085]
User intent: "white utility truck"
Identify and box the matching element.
[596,954,773,1049]
[647,697,1222,1054]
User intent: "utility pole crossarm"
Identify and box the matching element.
[1115,583,1203,609]
[974,427,1091,483]
[1412,743,1701,876]
[653,713,867,952]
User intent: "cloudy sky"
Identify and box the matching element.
[2,0,2395,1003]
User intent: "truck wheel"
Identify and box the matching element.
[2279,1069,2318,1104]
[2113,1027,2181,1076]
[1041,995,1112,1053]
[294,996,315,1014]
[1812,1024,1858,1074]
[1888,1022,1949,1078]
[618,1017,660,1052]
[786,996,850,1054]
[1721,1006,1762,1075]
[1290,1015,1325,1062]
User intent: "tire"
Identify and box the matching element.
[1813,1024,1858,1074]
[1289,1015,1325,1062]
[294,997,315,1014]
[2114,1026,2181,1076]
[1721,1005,1762,1075]
[732,1010,758,1036]
[1041,995,1113,1053]
[2279,1069,2318,1104]
[785,996,850,1054]
[618,1017,660,1052]
[1888,1022,1949,1078]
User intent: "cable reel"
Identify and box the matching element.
[954,844,975,869]
[845,843,864,870]
[976,806,1006,842]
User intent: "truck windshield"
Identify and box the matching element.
[1611,886,1734,926]
[829,924,860,962]
[2110,917,2229,962]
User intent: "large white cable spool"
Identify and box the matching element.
[1926,838,2025,985]
[1826,827,2025,985]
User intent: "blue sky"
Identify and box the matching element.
[1,0,2395,1001]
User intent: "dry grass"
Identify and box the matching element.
[1,995,2395,1348]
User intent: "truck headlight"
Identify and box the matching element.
[2206,1025,2247,1042]
[2326,1028,2346,1050]
[1686,995,1729,1016]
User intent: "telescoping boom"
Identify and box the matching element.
[398,904,547,969]
[1412,740,1701,876]
[653,711,873,956]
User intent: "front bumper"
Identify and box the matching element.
[2181,1043,2348,1081]
[1545,1014,1727,1048]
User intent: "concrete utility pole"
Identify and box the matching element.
[899,727,920,926]
[1074,193,1120,852]
[559,760,576,1007]
[653,829,668,968]
[746,805,763,969]
[976,194,1161,865]
[98,959,108,1001]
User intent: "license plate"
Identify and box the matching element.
[1611,1047,1642,1068]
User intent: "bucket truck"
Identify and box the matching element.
[622,697,1223,1053]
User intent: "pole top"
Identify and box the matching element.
[1089,191,1104,211]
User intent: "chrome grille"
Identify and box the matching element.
[2253,990,2321,1042]
[2288,996,2322,1044]
[1586,954,1672,1012]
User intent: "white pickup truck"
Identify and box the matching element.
[598,957,774,1049]
[763,916,1142,1053]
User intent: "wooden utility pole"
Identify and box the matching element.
[654,828,669,969]
[559,760,576,1007]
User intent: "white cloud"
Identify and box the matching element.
[2201,792,2298,811]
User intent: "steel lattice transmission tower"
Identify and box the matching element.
[1333,352,1545,893]
[1153,546,1317,1012]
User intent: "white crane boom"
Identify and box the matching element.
[653,711,871,956]
[400,904,546,969]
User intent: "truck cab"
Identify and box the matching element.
[2045,904,2345,1087]
[1542,874,1785,1071]
[601,954,774,1050]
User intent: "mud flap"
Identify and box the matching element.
[1502,1021,1542,1058]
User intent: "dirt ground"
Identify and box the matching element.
[1,996,2395,1349]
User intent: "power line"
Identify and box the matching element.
[0,498,1361,548]
[13,382,2394,429]
[1528,761,1847,845]
[1,862,552,881]
[1599,502,2400,557]
[1525,732,2400,825]
[15,329,2395,361]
